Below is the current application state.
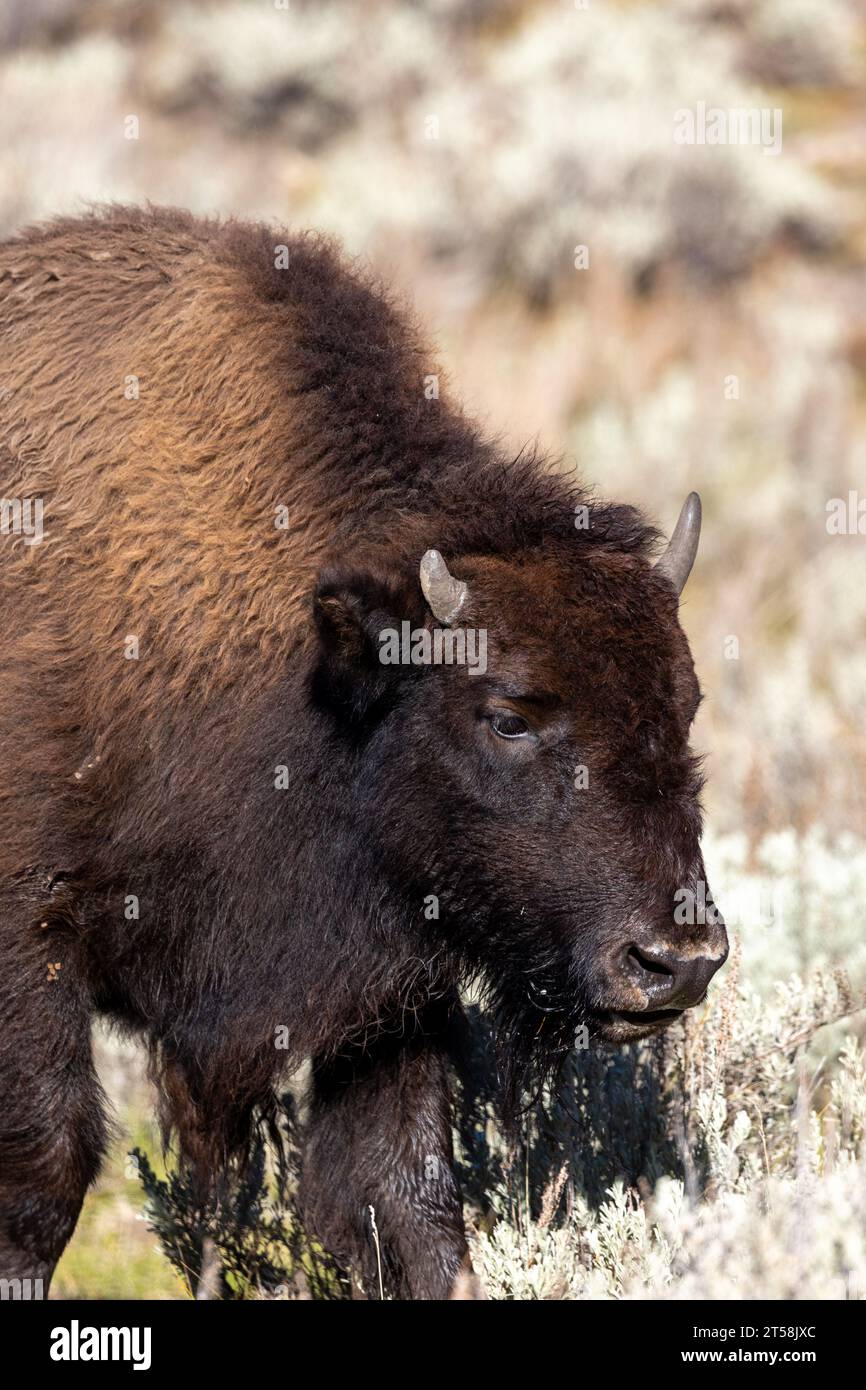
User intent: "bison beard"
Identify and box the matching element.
[0,206,724,1299]
[473,938,585,1125]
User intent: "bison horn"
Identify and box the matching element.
[653,491,701,596]
[420,549,468,625]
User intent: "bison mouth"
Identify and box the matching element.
[594,1006,685,1043]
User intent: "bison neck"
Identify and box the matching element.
[86,676,450,1093]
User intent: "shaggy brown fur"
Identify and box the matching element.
[0,206,725,1298]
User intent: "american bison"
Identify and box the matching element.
[0,206,727,1299]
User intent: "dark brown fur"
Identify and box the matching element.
[0,206,725,1298]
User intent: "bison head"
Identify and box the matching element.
[313,493,727,1101]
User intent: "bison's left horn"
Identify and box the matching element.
[420,549,468,625]
[653,491,701,596]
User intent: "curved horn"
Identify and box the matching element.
[420,549,468,625]
[654,491,701,596]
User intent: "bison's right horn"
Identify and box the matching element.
[420,549,468,625]
[653,491,702,596]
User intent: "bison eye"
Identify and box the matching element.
[490,711,530,740]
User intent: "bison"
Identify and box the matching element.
[0,206,727,1299]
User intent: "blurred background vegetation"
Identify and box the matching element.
[1,0,864,1297]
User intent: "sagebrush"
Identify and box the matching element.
[136,949,866,1299]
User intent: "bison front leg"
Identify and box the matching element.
[303,1002,471,1300]
[0,889,106,1292]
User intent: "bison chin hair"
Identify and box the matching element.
[467,941,589,1129]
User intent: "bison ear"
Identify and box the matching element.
[311,565,424,724]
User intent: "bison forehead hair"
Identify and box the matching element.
[0,206,726,1293]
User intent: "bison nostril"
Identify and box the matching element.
[626,944,674,981]
[617,938,725,1012]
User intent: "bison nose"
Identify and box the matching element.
[620,936,727,1011]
